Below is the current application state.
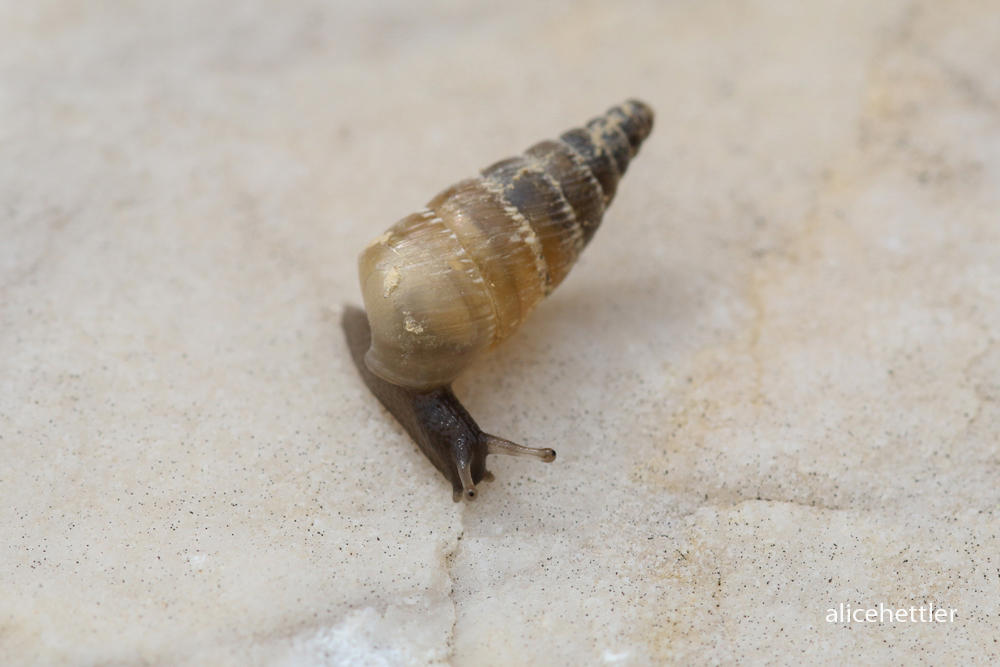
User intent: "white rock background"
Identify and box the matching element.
[2,0,998,665]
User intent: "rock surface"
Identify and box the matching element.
[2,0,998,664]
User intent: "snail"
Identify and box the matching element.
[343,100,654,501]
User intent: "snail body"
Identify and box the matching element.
[346,100,653,501]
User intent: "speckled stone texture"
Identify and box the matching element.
[2,1,999,665]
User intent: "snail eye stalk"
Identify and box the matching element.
[486,435,557,463]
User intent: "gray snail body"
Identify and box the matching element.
[345,100,653,501]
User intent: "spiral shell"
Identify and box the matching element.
[359,100,654,391]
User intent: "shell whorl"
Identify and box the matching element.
[359,100,654,391]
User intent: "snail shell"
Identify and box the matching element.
[347,100,653,500]
[359,99,654,391]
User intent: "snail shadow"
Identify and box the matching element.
[454,256,705,457]
[552,266,690,332]
[493,256,700,372]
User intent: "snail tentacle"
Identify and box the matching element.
[485,435,557,462]
[456,462,477,503]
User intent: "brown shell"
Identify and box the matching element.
[359,100,654,391]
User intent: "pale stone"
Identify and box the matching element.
[2,0,998,665]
